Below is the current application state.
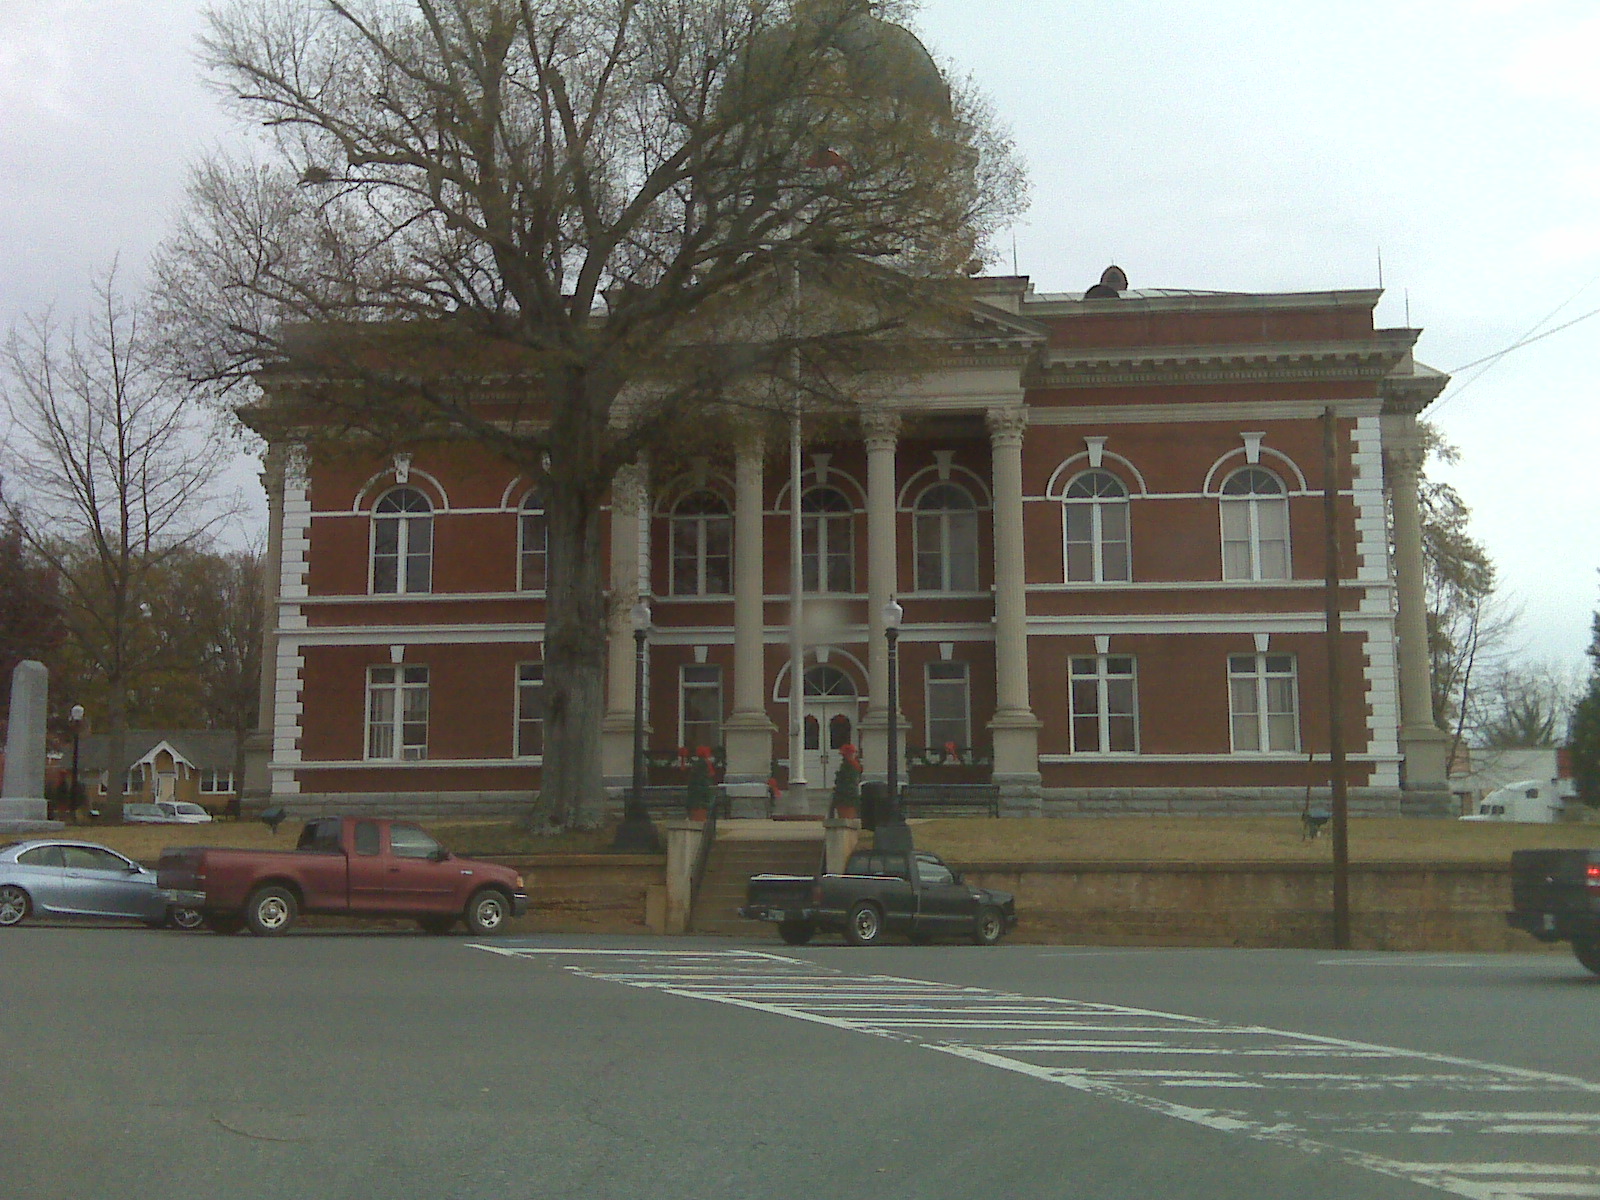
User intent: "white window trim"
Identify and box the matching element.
[913,486,980,593]
[801,489,856,594]
[517,496,547,594]
[1061,473,1131,584]
[198,770,235,794]
[669,499,732,596]
[1218,471,1291,582]
[1227,652,1301,754]
[1068,655,1140,755]
[365,664,430,761]
[514,661,544,759]
[369,488,434,595]
[678,663,724,752]
[923,661,972,748]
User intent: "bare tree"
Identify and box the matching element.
[1475,659,1583,749]
[158,0,1025,825]
[1416,421,1513,774]
[1,267,236,821]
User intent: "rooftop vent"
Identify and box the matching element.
[1084,265,1128,299]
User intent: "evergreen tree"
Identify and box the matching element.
[1569,613,1600,808]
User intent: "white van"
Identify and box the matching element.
[1460,779,1562,824]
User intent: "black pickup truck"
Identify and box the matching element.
[740,848,1016,947]
[1505,848,1600,975]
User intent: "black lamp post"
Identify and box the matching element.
[69,704,85,819]
[878,598,912,852]
[612,601,662,853]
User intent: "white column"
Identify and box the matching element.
[724,433,775,795]
[859,409,901,781]
[986,406,1041,809]
[601,464,646,790]
[240,446,285,809]
[1384,428,1450,790]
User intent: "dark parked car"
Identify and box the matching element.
[741,848,1017,946]
[0,840,204,929]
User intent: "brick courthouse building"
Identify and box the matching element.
[240,269,1453,819]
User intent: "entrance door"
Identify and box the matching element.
[802,666,858,788]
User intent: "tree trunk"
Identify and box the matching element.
[533,362,619,829]
[539,478,610,827]
[103,679,128,824]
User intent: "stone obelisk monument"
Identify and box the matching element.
[1,660,64,832]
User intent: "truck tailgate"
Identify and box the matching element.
[746,874,814,909]
[1510,849,1599,914]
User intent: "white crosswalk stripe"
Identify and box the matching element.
[471,945,1600,1199]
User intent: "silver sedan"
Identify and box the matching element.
[0,840,203,929]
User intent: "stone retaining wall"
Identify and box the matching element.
[1041,787,1453,819]
[961,859,1527,951]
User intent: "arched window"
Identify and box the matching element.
[1220,467,1290,580]
[670,491,732,595]
[372,487,433,594]
[804,665,857,698]
[914,482,979,592]
[518,492,547,592]
[1062,471,1129,583]
[801,487,855,593]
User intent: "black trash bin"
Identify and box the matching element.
[859,781,886,832]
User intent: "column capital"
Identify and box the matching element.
[1383,444,1427,480]
[985,405,1029,446]
[861,409,901,450]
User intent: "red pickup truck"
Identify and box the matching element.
[157,817,529,937]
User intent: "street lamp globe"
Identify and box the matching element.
[882,598,903,629]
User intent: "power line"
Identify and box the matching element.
[1431,271,1600,418]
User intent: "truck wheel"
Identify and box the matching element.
[418,915,458,936]
[203,912,244,935]
[778,920,814,946]
[1573,939,1600,977]
[464,889,510,936]
[243,885,298,936]
[0,885,31,926]
[972,906,1006,946]
[845,902,883,946]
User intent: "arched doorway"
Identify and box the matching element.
[802,665,859,788]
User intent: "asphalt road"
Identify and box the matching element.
[2,925,1596,1200]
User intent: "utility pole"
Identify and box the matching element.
[1322,406,1352,949]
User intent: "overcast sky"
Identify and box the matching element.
[3,0,1596,671]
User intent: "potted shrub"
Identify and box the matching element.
[831,744,862,820]
[684,746,716,821]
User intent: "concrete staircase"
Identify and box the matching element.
[688,837,826,936]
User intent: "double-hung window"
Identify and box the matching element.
[1220,468,1290,580]
[198,769,234,794]
[924,661,972,749]
[679,664,723,753]
[371,487,433,594]
[801,487,855,593]
[366,665,429,760]
[914,483,979,592]
[1069,655,1138,753]
[518,493,547,592]
[1228,653,1299,753]
[515,662,545,757]
[1063,470,1130,583]
[670,492,732,595]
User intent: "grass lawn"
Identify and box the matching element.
[911,814,1600,864]
[23,811,1600,867]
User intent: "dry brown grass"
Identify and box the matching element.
[910,815,1600,864]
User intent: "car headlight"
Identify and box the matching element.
[515,874,525,889]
